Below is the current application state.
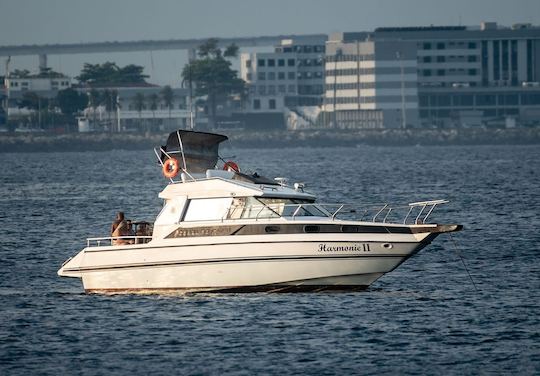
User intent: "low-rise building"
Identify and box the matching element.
[4,71,72,118]
[79,84,190,132]
[240,36,326,115]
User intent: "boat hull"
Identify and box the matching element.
[59,234,437,293]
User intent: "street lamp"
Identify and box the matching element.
[396,51,407,129]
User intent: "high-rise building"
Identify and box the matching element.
[327,23,540,127]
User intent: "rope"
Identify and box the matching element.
[449,233,479,292]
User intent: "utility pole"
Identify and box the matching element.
[116,93,121,132]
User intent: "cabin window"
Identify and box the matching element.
[226,197,329,219]
[155,197,187,225]
[227,197,278,219]
[183,198,233,222]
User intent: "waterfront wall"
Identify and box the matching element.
[0,128,539,152]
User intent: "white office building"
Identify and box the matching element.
[333,23,540,127]
[240,36,326,115]
[5,75,71,94]
[324,39,419,128]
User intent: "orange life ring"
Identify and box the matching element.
[162,158,180,178]
[223,161,240,172]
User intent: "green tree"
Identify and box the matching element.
[18,91,48,129]
[223,43,239,58]
[76,62,148,85]
[182,39,245,129]
[102,89,119,131]
[10,69,31,78]
[19,91,42,111]
[56,88,87,116]
[133,92,145,130]
[160,85,175,121]
[119,65,148,83]
[36,67,65,78]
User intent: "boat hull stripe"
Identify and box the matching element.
[87,239,424,253]
[166,223,414,239]
[63,254,409,273]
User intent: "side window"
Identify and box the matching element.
[183,198,233,221]
[226,197,279,219]
[154,197,187,225]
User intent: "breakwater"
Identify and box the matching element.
[1,128,539,152]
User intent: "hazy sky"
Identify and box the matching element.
[1,0,539,85]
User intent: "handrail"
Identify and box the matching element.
[85,200,451,249]
[372,204,388,222]
[180,200,450,225]
[87,236,153,247]
[404,199,449,224]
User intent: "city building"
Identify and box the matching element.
[5,73,71,96]
[240,36,327,116]
[324,39,419,128]
[329,22,540,127]
[79,84,190,132]
[4,71,72,118]
[2,70,191,131]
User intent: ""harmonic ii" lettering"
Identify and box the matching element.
[318,243,371,253]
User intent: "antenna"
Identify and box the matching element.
[188,62,194,130]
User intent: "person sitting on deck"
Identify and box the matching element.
[111,212,133,245]
[135,222,150,244]
[111,212,125,236]
[126,220,135,237]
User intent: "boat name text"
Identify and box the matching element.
[318,243,371,253]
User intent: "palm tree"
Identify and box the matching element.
[103,89,113,131]
[133,92,145,131]
[160,85,174,125]
[147,93,159,130]
[88,89,101,129]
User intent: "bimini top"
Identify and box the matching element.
[159,130,228,173]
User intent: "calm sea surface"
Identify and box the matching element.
[0,144,538,375]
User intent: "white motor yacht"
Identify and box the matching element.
[58,130,462,293]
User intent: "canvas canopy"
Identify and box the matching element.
[159,130,228,173]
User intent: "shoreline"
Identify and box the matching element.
[0,128,539,152]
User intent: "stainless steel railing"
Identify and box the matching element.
[221,200,449,224]
[86,236,153,247]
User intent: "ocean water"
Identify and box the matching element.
[0,144,539,375]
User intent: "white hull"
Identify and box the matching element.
[57,129,462,293]
[59,232,435,292]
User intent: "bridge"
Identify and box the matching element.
[0,34,327,69]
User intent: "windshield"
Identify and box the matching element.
[226,197,330,219]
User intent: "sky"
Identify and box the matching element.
[1,0,539,85]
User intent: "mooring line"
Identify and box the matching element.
[449,233,478,292]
